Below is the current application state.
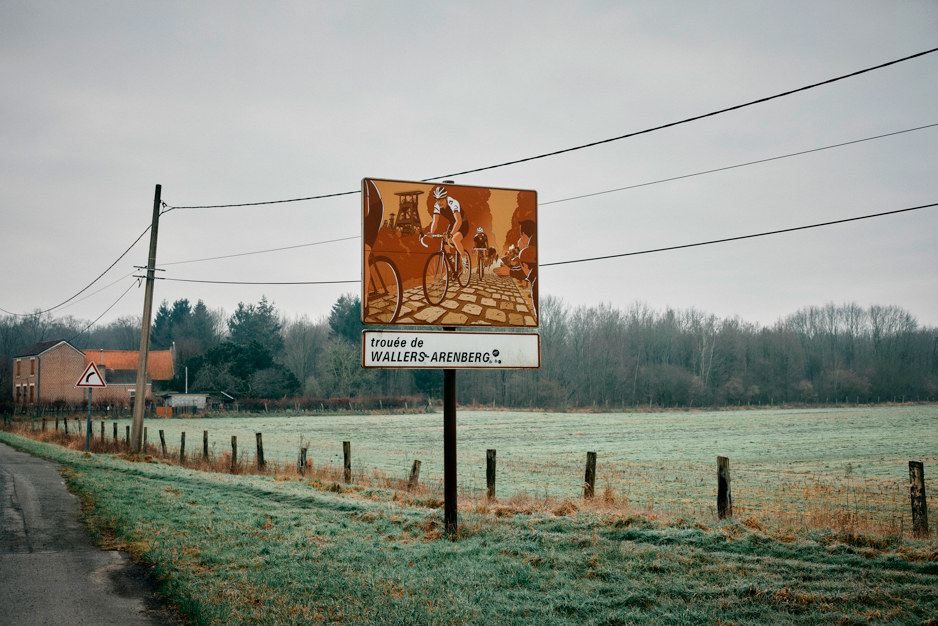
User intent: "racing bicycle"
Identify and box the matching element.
[420,230,471,305]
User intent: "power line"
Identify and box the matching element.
[65,279,139,344]
[149,202,937,284]
[541,202,938,268]
[162,190,359,211]
[149,277,357,286]
[158,235,359,267]
[541,123,938,206]
[0,225,151,317]
[4,120,930,318]
[422,47,938,181]
[150,122,935,272]
[160,47,938,210]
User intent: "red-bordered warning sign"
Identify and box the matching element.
[75,362,106,388]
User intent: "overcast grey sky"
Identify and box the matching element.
[2,1,937,331]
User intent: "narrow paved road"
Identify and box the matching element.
[0,441,180,625]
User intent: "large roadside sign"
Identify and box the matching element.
[362,178,538,328]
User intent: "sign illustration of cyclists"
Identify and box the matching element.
[472,226,489,279]
[494,219,537,315]
[426,185,471,275]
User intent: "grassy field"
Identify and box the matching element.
[53,404,938,533]
[1,429,936,625]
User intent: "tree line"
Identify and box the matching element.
[2,294,936,411]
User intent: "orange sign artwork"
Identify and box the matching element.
[362,178,537,328]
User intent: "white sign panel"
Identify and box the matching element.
[75,362,107,388]
[363,331,539,369]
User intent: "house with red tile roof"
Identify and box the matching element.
[12,340,174,407]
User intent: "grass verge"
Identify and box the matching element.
[2,431,936,625]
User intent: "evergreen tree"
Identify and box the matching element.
[228,296,284,355]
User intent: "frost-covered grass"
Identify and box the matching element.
[2,431,936,625]
[33,404,938,533]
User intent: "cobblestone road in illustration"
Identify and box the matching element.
[366,267,537,326]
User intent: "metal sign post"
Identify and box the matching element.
[85,389,93,452]
[75,362,106,452]
[444,367,457,533]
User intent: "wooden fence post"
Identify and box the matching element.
[42,418,46,431]
[100,422,104,442]
[408,460,421,491]
[159,430,167,456]
[718,456,732,519]
[256,433,265,470]
[55,417,59,431]
[203,430,209,461]
[126,425,130,444]
[909,461,929,538]
[180,432,186,462]
[343,441,351,483]
[299,448,308,476]
[486,449,496,500]
[231,436,238,473]
[113,422,118,441]
[63,418,68,434]
[584,451,597,499]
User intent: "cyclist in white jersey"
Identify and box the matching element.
[427,185,470,271]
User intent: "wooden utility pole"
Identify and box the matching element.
[130,184,162,454]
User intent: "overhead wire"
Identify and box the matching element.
[6,49,936,315]
[143,202,938,285]
[0,225,151,317]
[158,236,359,267]
[150,122,936,277]
[159,46,938,210]
[541,123,938,206]
[540,202,938,268]
[65,279,139,344]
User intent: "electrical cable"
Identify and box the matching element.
[53,272,138,311]
[158,236,360,267]
[4,121,931,316]
[159,46,938,210]
[147,202,937,284]
[540,202,938,268]
[149,277,357,286]
[149,122,935,272]
[420,47,938,182]
[0,225,151,317]
[541,123,938,206]
[65,279,139,344]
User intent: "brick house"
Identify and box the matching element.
[12,340,175,407]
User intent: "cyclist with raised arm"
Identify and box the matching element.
[425,185,470,273]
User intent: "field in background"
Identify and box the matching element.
[90,405,937,533]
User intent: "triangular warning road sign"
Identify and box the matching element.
[75,362,107,388]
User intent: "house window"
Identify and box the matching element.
[28,385,34,403]
[16,360,20,376]
[30,359,35,375]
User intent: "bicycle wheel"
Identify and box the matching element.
[423,252,448,305]
[455,249,471,288]
[368,256,402,323]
